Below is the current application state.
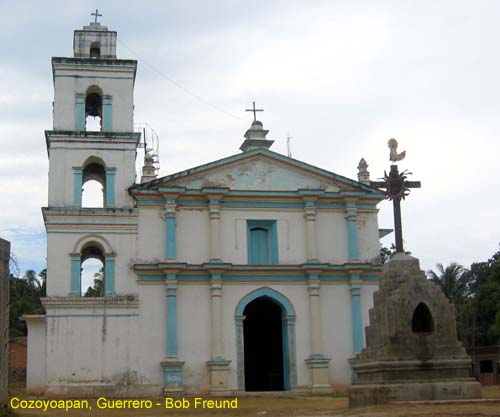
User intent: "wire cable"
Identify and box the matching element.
[117,39,243,121]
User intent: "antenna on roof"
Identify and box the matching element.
[287,133,292,158]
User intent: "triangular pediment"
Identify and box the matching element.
[138,149,375,193]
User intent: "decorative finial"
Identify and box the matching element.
[388,138,406,163]
[91,9,102,24]
[245,101,264,122]
[357,158,370,184]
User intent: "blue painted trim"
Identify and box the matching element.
[162,361,184,388]
[102,95,112,132]
[105,169,116,207]
[70,255,81,297]
[235,288,296,391]
[165,275,179,357]
[247,220,278,264]
[282,317,290,389]
[235,287,295,316]
[75,94,85,131]
[132,190,384,203]
[350,276,364,353]
[104,256,115,296]
[166,217,176,259]
[346,212,359,260]
[225,201,304,209]
[73,169,83,206]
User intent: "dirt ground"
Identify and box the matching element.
[7,386,500,417]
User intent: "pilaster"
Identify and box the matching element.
[75,94,85,131]
[161,196,177,260]
[207,271,231,393]
[69,253,81,297]
[303,198,318,262]
[102,95,113,132]
[104,253,116,296]
[73,168,83,207]
[105,168,116,207]
[161,272,184,395]
[345,200,360,261]
[305,271,331,393]
[350,272,364,354]
[202,189,227,262]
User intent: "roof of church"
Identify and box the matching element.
[130,147,382,195]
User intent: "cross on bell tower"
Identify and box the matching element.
[91,9,102,24]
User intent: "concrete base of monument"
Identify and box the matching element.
[349,379,481,406]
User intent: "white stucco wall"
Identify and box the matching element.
[47,141,137,207]
[25,317,46,390]
[46,229,137,296]
[357,211,381,262]
[176,210,210,264]
[53,68,135,132]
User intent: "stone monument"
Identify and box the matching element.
[349,140,481,406]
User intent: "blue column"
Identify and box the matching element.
[166,273,178,357]
[345,203,359,260]
[165,198,177,260]
[104,255,115,296]
[69,255,81,297]
[75,94,85,130]
[102,95,113,132]
[105,168,116,207]
[73,169,83,206]
[350,275,363,353]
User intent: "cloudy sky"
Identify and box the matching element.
[1,0,499,279]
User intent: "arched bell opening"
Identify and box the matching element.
[80,242,105,297]
[85,86,103,131]
[90,41,101,58]
[82,158,106,208]
[411,302,435,334]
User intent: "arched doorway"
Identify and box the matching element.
[235,287,297,391]
[243,297,284,391]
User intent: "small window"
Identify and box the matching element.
[247,220,278,264]
[480,360,493,373]
[411,302,435,333]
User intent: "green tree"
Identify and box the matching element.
[468,248,500,346]
[9,268,46,337]
[84,269,103,297]
[427,262,473,346]
[379,243,411,264]
[427,263,471,304]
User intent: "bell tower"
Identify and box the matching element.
[47,16,140,208]
[44,14,141,297]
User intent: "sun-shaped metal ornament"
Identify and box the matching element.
[381,166,413,201]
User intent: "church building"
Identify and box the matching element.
[25,18,386,396]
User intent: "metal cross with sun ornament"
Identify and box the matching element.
[370,138,421,254]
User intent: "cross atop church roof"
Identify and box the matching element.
[245,101,263,122]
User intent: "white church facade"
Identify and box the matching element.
[25,20,386,396]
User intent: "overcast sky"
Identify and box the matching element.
[1,0,499,278]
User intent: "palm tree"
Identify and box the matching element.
[427,263,470,305]
[428,262,473,346]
